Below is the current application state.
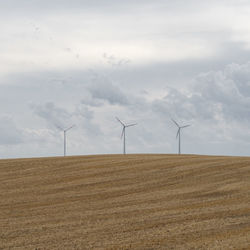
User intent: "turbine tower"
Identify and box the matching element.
[116,117,137,155]
[171,119,190,155]
[57,125,75,156]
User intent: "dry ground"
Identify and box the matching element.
[1,154,250,249]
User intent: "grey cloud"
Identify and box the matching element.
[104,41,250,92]
[81,94,103,107]
[74,105,103,137]
[152,88,197,121]
[2,59,250,157]
[31,100,102,137]
[224,63,250,97]
[0,116,24,145]
[31,102,72,129]
[151,62,250,125]
[87,75,129,106]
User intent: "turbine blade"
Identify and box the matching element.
[176,128,180,139]
[121,127,125,139]
[181,124,191,128]
[171,118,179,127]
[126,123,137,127]
[65,124,75,131]
[116,117,125,126]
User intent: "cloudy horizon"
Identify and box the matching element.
[1,0,250,158]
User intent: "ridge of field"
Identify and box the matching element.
[1,154,250,249]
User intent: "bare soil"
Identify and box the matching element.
[1,154,250,249]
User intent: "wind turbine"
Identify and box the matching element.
[171,119,190,155]
[57,125,75,156]
[116,117,137,155]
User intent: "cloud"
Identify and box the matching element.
[31,100,103,137]
[31,102,72,129]
[74,104,103,137]
[4,0,250,77]
[192,63,250,123]
[0,116,24,145]
[87,74,129,106]
[151,62,250,127]
[103,53,131,68]
[3,0,250,158]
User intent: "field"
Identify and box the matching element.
[1,154,250,249]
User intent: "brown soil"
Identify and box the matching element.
[1,154,250,249]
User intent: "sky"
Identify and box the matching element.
[1,0,250,158]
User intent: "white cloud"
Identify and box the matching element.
[2,0,247,76]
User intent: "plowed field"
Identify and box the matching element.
[1,154,250,249]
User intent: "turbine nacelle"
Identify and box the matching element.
[57,124,75,132]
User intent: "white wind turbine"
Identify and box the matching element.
[57,125,75,156]
[171,119,190,155]
[116,117,137,155]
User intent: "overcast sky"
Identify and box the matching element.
[1,0,250,158]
